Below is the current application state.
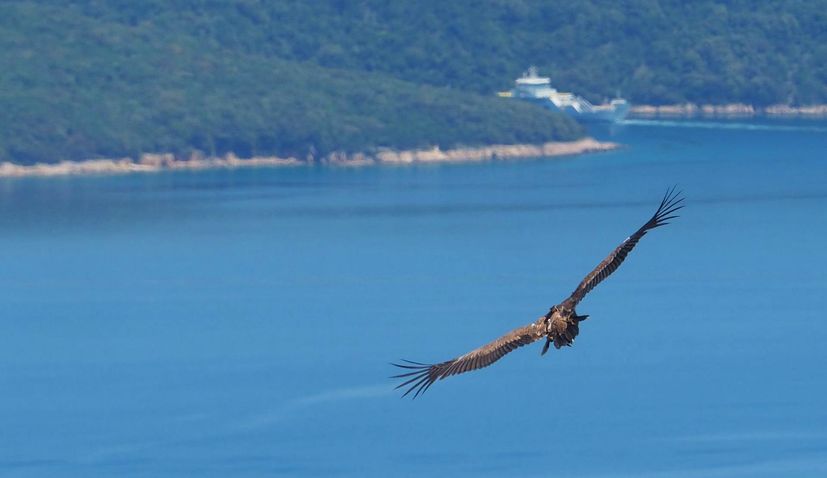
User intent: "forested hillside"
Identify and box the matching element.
[3,0,826,164]
[40,0,827,105]
[0,2,583,163]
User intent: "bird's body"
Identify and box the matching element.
[393,188,684,398]
[544,302,586,351]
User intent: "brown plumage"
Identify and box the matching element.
[392,188,684,398]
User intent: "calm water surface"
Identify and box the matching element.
[1,119,826,477]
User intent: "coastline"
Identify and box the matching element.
[0,154,305,178]
[0,138,619,178]
[630,103,827,118]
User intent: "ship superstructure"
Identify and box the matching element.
[499,67,629,123]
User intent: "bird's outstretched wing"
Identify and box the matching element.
[564,188,684,308]
[392,322,543,398]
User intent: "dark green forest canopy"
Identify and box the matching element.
[0,2,582,163]
[3,0,826,164]
[44,0,827,105]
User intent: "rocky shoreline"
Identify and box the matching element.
[0,154,304,178]
[0,138,619,178]
[630,103,827,118]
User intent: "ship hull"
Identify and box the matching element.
[527,97,629,123]
[576,101,630,123]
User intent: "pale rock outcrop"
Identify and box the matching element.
[0,138,617,177]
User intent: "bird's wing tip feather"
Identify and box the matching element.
[391,360,438,399]
[390,359,460,399]
[651,187,684,227]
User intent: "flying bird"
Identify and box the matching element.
[392,188,684,398]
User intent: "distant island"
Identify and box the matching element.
[2,1,826,166]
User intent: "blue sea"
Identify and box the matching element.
[2,118,826,477]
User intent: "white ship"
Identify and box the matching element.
[499,67,629,123]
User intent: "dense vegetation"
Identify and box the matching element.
[0,2,583,163]
[3,0,826,164]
